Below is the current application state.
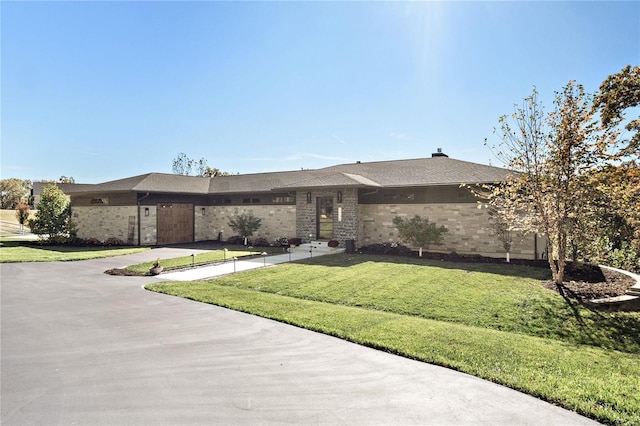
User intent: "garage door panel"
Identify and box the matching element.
[157,203,193,245]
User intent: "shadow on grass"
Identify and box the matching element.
[0,240,134,253]
[539,284,640,352]
[295,252,552,280]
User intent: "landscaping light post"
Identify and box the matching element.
[191,253,195,266]
[223,248,228,263]
[232,257,237,273]
[261,252,267,266]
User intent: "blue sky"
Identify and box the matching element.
[2,1,638,183]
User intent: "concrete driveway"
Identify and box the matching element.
[1,250,598,425]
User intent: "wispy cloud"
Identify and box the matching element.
[283,152,349,162]
[387,132,415,141]
[331,134,348,145]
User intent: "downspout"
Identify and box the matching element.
[137,192,150,246]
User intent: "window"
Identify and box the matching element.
[272,195,295,204]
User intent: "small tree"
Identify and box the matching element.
[228,211,262,245]
[487,207,513,262]
[392,215,448,256]
[28,184,73,242]
[15,202,31,235]
[482,83,597,284]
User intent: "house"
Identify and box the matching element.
[55,152,542,259]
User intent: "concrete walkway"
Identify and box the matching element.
[1,248,598,425]
[158,242,341,281]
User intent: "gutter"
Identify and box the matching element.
[137,192,150,246]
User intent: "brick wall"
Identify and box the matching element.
[204,205,296,243]
[73,206,138,244]
[359,203,538,259]
[140,206,157,245]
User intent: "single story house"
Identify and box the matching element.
[39,151,543,259]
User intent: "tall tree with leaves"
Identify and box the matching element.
[589,66,640,270]
[593,64,640,157]
[0,178,30,209]
[482,82,597,284]
[28,184,73,241]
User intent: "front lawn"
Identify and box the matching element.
[0,240,148,262]
[123,245,284,274]
[146,254,640,426]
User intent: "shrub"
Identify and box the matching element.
[251,237,270,247]
[104,237,126,246]
[228,211,262,240]
[360,243,412,256]
[274,236,289,246]
[288,237,302,246]
[226,235,245,245]
[392,215,448,249]
[83,238,103,247]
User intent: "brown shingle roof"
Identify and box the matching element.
[64,156,512,195]
[274,157,511,189]
[208,170,310,194]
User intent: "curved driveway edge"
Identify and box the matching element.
[1,251,598,425]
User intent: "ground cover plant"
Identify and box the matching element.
[0,240,148,262]
[122,245,283,275]
[146,254,640,425]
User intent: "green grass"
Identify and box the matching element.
[0,240,148,262]
[124,245,284,274]
[0,209,36,237]
[146,254,640,426]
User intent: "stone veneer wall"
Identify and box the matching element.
[202,205,296,243]
[359,203,538,259]
[139,205,157,245]
[296,189,358,247]
[73,206,138,245]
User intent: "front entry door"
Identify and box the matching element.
[316,197,334,240]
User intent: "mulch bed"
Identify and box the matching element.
[541,266,636,301]
[419,251,637,301]
[363,247,638,302]
[105,268,144,276]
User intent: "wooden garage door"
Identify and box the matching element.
[156,203,194,245]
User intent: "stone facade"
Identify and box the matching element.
[359,203,539,259]
[73,206,138,244]
[139,205,157,245]
[295,189,358,246]
[203,205,296,243]
[70,191,540,259]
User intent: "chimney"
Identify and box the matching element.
[431,148,448,158]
